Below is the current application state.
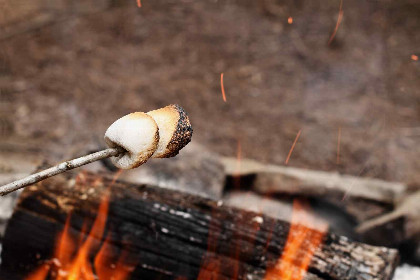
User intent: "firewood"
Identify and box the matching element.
[357,191,420,263]
[222,157,408,223]
[0,172,399,280]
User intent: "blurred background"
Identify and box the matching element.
[0,0,419,188]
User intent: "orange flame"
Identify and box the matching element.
[94,233,136,280]
[25,265,50,280]
[265,200,327,280]
[25,171,134,280]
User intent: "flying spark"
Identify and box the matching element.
[285,130,302,165]
[328,0,343,45]
[220,73,227,102]
[288,17,293,24]
[137,0,141,8]
[412,54,418,61]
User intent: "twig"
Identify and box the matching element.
[0,147,124,196]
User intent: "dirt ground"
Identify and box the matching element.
[0,0,419,184]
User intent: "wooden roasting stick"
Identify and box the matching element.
[0,172,399,280]
[0,148,123,195]
[0,104,193,196]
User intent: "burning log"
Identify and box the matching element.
[0,171,398,280]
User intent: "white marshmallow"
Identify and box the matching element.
[104,112,159,169]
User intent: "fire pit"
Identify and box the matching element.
[0,171,399,280]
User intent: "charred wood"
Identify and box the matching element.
[0,172,399,280]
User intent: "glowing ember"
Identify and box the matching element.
[25,171,133,280]
[288,17,293,24]
[285,129,302,165]
[337,126,341,164]
[265,200,327,280]
[136,0,142,8]
[411,54,418,61]
[220,73,227,102]
[328,0,343,45]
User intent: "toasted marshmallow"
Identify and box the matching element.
[147,104,193,158]
[104,112,159,169]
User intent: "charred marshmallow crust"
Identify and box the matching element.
[162,104,193,158]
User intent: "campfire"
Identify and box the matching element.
[0,170,399,280]
[24,173,134,280]
[1,1,420,280]
[12,194,330,280]
[264,200,327,280]
[0,105,406,280]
